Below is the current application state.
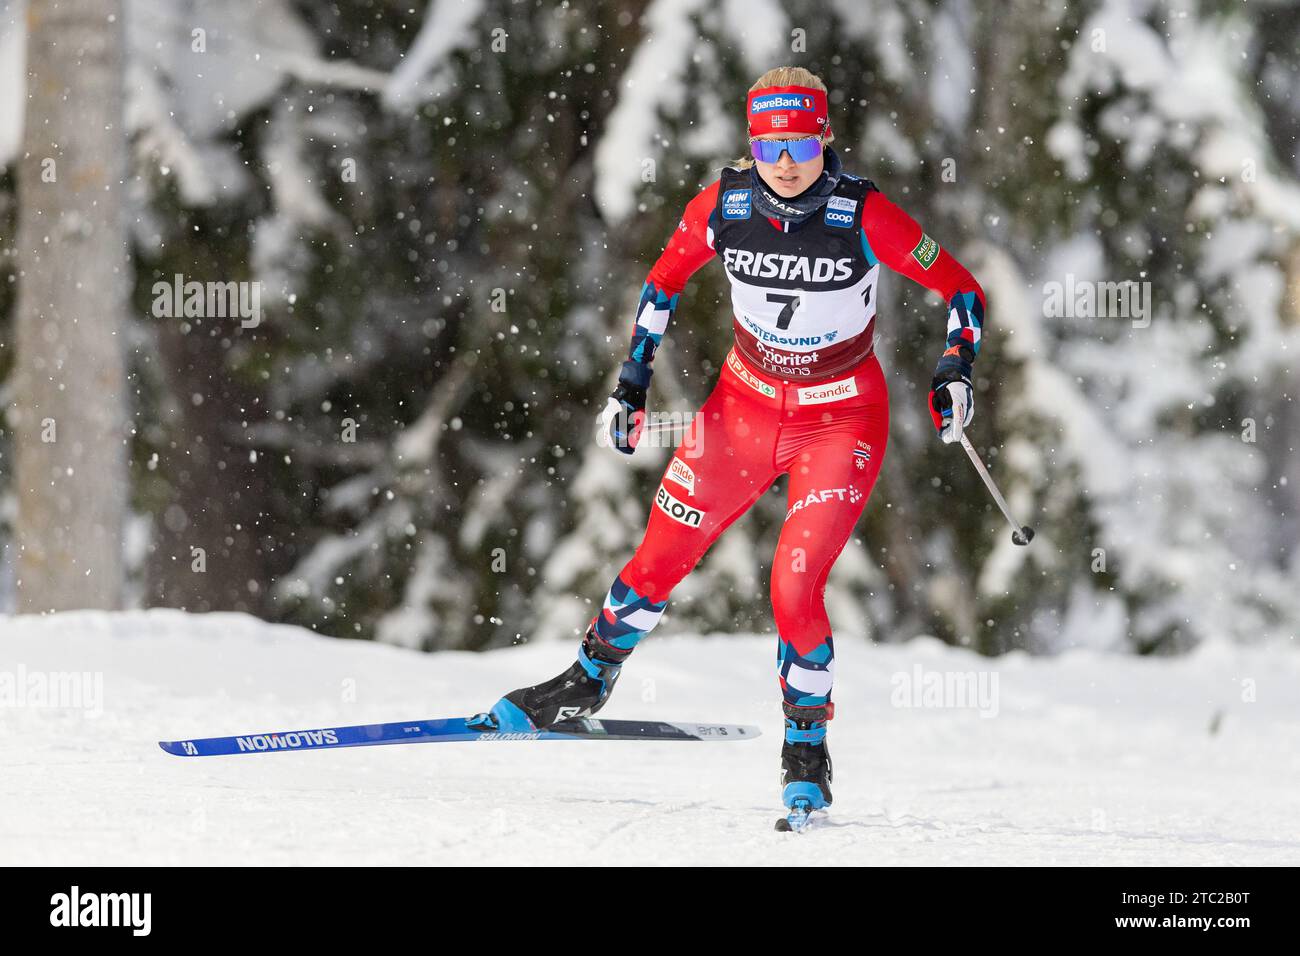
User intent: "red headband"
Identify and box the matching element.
[746,85,830,138]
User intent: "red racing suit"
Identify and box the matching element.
[591,168,986,711]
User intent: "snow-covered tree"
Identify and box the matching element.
[0,0,1294,654]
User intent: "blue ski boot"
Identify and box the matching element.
[468,619,630,733]
[776,702,833,832]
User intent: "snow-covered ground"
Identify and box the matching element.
[0,610,1296,865]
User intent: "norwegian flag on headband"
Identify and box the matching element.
[746,85,830,138]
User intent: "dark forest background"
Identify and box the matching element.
[0,0,1296,655]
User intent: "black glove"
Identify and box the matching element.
[599,361,652,455]
[928,349,974,444]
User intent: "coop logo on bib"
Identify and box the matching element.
[797,377,859,405]
[722,188,752,220]
[666,457,696,495]
[656,484,705,527]
[824,195,857,229]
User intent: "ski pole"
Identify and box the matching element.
[946,396,1033,545]
[640,418,689,435]
[958,430,1034,546]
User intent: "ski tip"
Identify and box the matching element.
[776,795,820,832]
[775,810,816,832]
[776,812,816,833]
[776,813,809,832]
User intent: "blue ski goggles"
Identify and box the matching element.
[749,136,825,164]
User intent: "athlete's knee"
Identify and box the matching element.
[770,556,828,639]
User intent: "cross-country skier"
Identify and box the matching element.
[470,66,986,827]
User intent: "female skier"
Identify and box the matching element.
[471,66,986,825]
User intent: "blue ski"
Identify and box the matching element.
[159,716,760,757]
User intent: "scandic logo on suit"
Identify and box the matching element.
[656,484,705,527]
[797,378,859,404]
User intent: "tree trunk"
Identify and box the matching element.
[10,0,129,611]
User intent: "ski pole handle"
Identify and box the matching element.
[958,432,1034,546]
[949,396,966,444]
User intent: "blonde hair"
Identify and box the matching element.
[730,66,834,170]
